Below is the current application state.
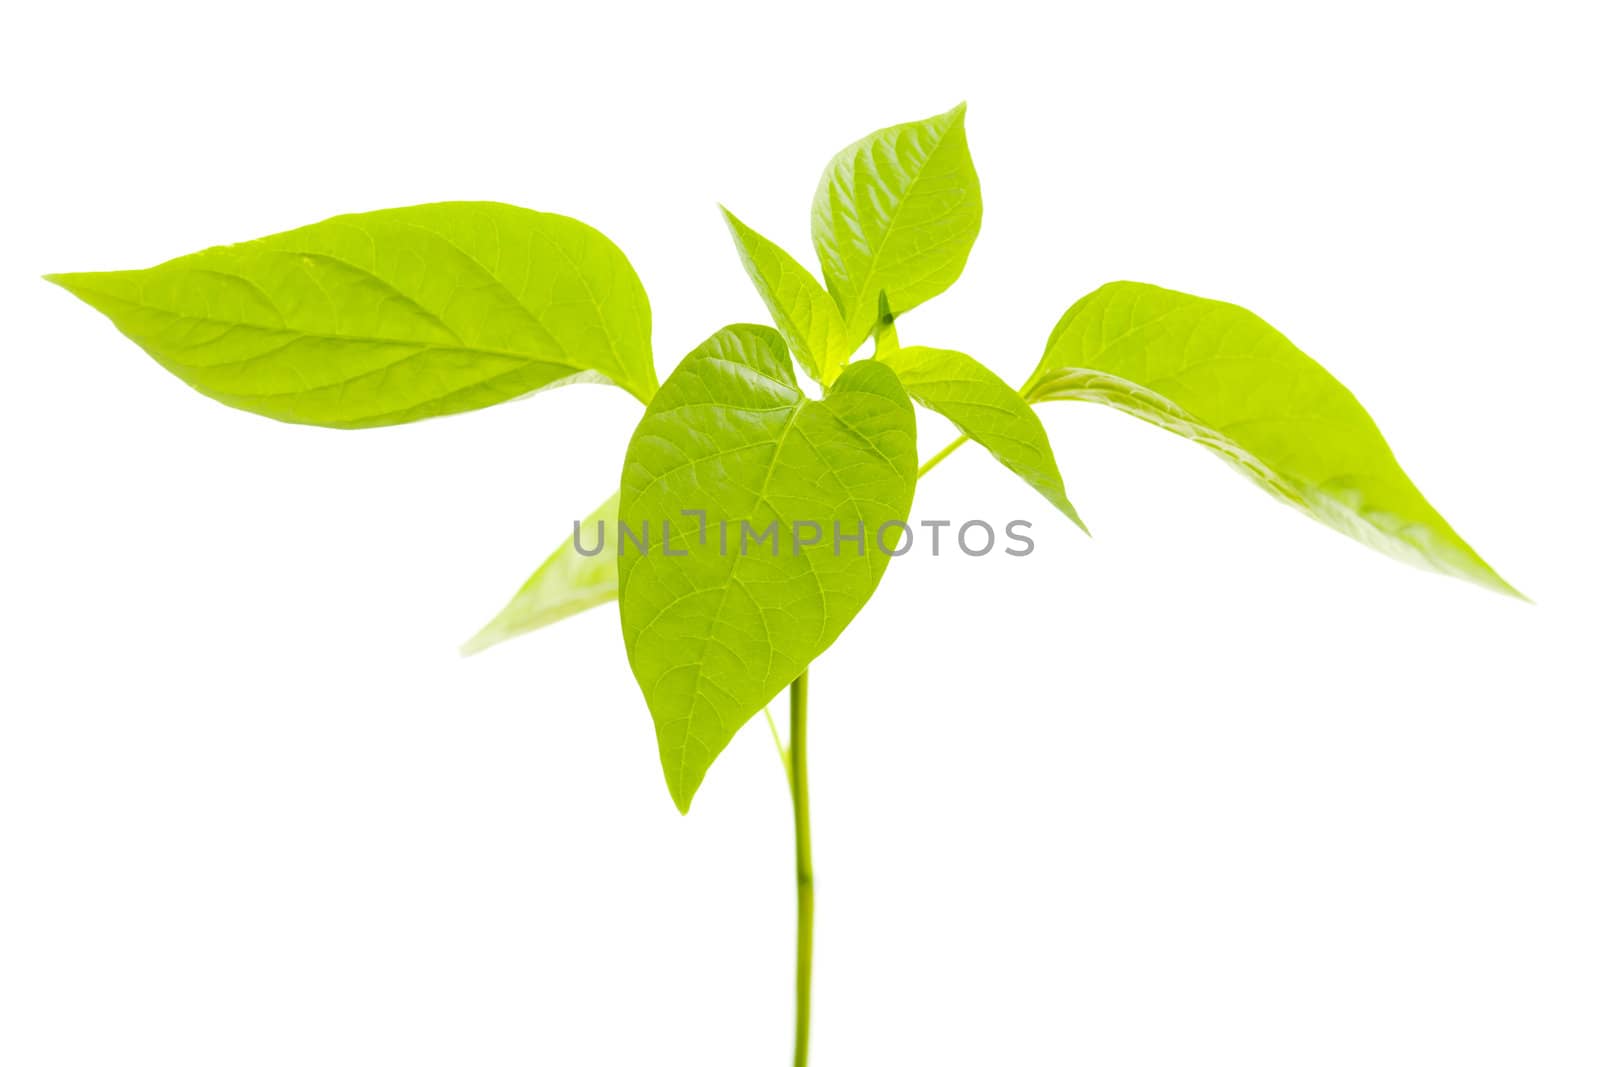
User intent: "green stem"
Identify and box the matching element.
[782,435,961,1064]
[917,435,969,478]
[789,670,813,1067]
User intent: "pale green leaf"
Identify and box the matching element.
[48,201,657,428]
[619,325,917,812]
[1025,281,1517,595]
[811,103,982,348]
[461,493,619,656]
[720,207,849,385]
[882,345,1086,532]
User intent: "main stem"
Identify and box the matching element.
[789,670,813,1067]
[784,435,961,1064]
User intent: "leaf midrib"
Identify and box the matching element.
[61,284,581,374]
[666,397,806,795]
[830,114,961,321]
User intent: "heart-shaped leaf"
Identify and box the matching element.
[1025,282,1518,595]
[619,325,917,811]
[811,104,982,349]
[48,202,657,428]
[881,345,1086,532]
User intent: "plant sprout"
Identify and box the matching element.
[47,103,1517,1065]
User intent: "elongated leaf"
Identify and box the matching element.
[461,493,619,656]
[882,345,1086,532]
[619,325,917,811]
[48,202,657,428]
[721,207,849,385]
[1025,282,1517,595]
[811,104,982,348]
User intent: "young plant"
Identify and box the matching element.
[47,103,1518,1064]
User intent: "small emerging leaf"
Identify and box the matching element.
[619,325,917,812]
[872,292,900,356]
[881,345,1085,532]
[48,202,657,428]
[812,104,982,349]
[721,207,849,385]
[1025,282,1517,595]
[462,493,619,656]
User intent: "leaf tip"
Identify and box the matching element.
[1488,573,1532,603]
[459,606,518,657]
[662,756,702,815]
[1052,497,1091,538]
[1043,486,1090,538]
[1457,554,1527,602]
[670,783,695,816]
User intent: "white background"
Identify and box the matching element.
[3,2,1596,1064]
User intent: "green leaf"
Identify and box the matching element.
[461,493,619,656]
[619,325,917,812]
[47,202,657,428]
[811,103,982,349]
[720,207,849,386]
[463,347,1052,662]
[882,345,1086,532]
[1024,281,1518,595]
